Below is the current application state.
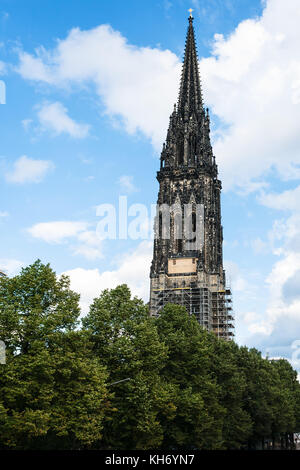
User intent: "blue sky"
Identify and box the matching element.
[1,0,300,374]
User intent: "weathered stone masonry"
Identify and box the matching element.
[149,15,234,340]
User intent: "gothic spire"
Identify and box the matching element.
[177,15,203,117]
[160,15,215,172]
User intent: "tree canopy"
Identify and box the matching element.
[0,261,299,450]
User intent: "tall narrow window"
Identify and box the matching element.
[177,239,183,253]
[186,211,196,243]
[159,213,162,238]
[157,204,170,240]
[171,198,182,255]
[173,207,182,249]
[192,212,196,234]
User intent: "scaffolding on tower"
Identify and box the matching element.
[151,281,234,340]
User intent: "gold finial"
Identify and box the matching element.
[188,8,193,18]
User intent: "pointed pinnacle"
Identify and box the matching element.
[178,16,203,117]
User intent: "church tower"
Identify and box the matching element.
[149,14,234,340]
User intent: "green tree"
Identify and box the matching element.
[207,337,252,449]
[0,260,79,354]
[270,359,300,448]
[154,304,225,449]
[83,285,169,450]
[236,347,278,448]
[0,261,109,449]
[2,263,300,450]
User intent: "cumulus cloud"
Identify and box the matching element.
[0,211,8,218]
[73,230,103,260]
[5,155,54,184]
[63,240,152,314]
[201,0,300,190]
[249,206,300,356]
[37,101,90,138]
[28,221,88,244]
[259,185,300,212]
[17,23,180,150]
[16,0,300,190]
[27,220,103,259]
[244,212,300,340]
[282,269,300,304]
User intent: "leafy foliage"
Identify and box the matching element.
[0,261,109,449]
[0,261,300,449]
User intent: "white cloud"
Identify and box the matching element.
[37,101,90,138]
[118,175,138,193]
[259,251,300,332]
[0,259,23,276]
[27,220,103,259]
[0,211,8,218]
[269,213,300,255]
[5,155,54,184]
[244,212,300,340]
[16,0,300,190]
[17,24,180,151]
[201,0,300,190]
[259,185,300,212]
[248,321,273,336]
[28,221,88,244]
[73,230,103,259]
[18,50,54,83]
[241,311,261,325]
[63,240,152,314]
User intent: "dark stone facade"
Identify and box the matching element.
[149,16,234,339]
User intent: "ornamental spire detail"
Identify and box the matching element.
[177,15,203,117]
[150,16,234,341]
[160,17,215,173]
